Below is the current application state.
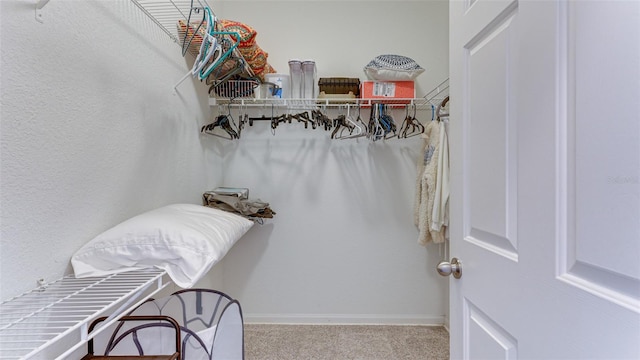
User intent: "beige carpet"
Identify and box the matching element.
[244,324,449,360]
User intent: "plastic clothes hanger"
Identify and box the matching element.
[336,105,365,139]
[192,7,222,78]
[293,111,315,129]
[201,111,239,140]
[369,104,385,141]
[198,28,242,80]
[331,114,347,139]
[312,108,332,131]
[239,103,250,136]
[398,104,412,138]
[173,6,235,91]
[356,105,369,136]
[400,104,424,138]
[379,104,397,140]
[330,106,355,139]
[413,104,425,134]
[181,0,205,56]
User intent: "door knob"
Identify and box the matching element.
[437,258,462,279]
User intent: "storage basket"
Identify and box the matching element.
[318,78,360,96]
[212,79,259,98]
[88,289,244,360]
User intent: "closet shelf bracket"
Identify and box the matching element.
[35,0,50,23]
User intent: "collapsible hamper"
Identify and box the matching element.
[83,315,181,359]
[88,289,244,360]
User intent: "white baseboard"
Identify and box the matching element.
[443,320,450,333]
[243,313,445,326]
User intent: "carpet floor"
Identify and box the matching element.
[244,324,449,360]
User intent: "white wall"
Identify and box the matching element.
[0,0,221,300]
[215,0,449,96]
[211,0,450,324]
[0,0,450,327]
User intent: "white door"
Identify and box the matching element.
[448,0,640,358]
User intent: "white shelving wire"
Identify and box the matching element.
[209,97,430,109]
[0,269,171,360]
[424,78,449,106]
[209,78,450,110]
[124,1,450,107]
[129,0,212,46]
[209,79,449,109]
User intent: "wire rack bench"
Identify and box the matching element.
[0,269,171,360]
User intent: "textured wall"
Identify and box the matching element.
[215,0,450,96]
[0,0,221,299]
[0,0,450,326]
[214,0,450,324]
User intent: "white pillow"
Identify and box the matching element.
[71,204,254,288]
[364,54,425,81]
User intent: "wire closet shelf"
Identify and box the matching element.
[0,269,171,360]
[127,1,450,109]
[209,78,450,110]
[129,0,212,46]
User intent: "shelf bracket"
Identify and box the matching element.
[35,0,51,23]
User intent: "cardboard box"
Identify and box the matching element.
[360,81,415,103]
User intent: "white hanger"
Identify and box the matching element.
[337,105,365,139]
[192,8,222,76]
[174,6,222,91]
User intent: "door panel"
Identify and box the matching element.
[460,0,517,47]
[466,8,518,258]
[450,0,640,358]
[451,0,523,357]
[557,0,640,312]
[464,299,517,360]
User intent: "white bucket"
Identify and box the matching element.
[264,73,290,99]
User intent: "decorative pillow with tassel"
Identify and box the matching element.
[364,54,425,81]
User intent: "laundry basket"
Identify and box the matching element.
[83,315,181,359]
[89,289,244,360]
